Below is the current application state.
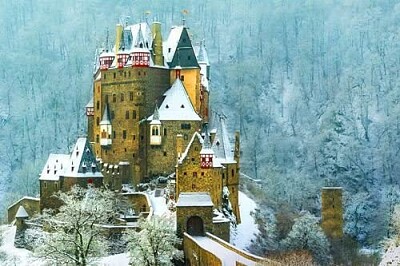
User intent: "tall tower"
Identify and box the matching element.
[164,25,201,113]
[89,21,170,186]
[321,187,344,239]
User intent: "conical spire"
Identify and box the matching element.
[197,40,209,65]
[150,104,161,125]
[100,104,111,124]
[153,104,160,120]
[202,123,211,149]
[135,24,146,48]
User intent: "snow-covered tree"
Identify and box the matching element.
[249,207,278,256]
[125,216,183,266]
[34,186,116,266]
[281,211,332,265]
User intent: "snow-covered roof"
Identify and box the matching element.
[100,104,111,125]
[15,206,29,219]
[63,138,103,178]
[195,41,210,65]
[85,98,93,108]
[178,132,203,164]
[39,154,70,181]
[164,26,184,63]
[176,192,213,207]
[208,113,236,165]
[126,22,153,51]
[39,138,102,181]
[147,79,201,121]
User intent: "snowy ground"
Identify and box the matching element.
[231,191,258,250]
[380,246,400,265]
[0,190,259,265]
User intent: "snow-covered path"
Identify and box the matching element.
[193,235,257,266]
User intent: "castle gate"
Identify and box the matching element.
[187,216,204,236]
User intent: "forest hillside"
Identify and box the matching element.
[1,0,400,253]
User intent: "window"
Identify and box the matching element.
[113,131,116,139]
[96,117,100,126]
[180,75,184,81]
[163,151,167,156]
[130,92,134,101]
[129,71,131,77]
[113,73,116,79]
[181,123,191,130]
[133,135,136,140]
[193,172,197,177]
[123,130,127,139]
[44,182,47,188]
[132,110,137,119]
[105,95,109,103]
[152,127,159,136]
[96,134,99,143]
[55,183,58,189]
[121,93,124,102]
[113,94,116,103]
[125,111,129,119]
[232,169,235,177]
[111,111,115,119]
[188,55,191,60]
[201,172,204,176]
[132,153,135,158]
[124,72,126,78]
[184,172,187,176]
[104,74,107,80]
[96,101,100,110]
[164,128,167,136]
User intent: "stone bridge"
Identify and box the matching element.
[183,232,280,266]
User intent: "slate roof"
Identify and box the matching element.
[164,26,199,68]
[147,79,201,121]
[39,138,103,181]
[209,113,236,164]
[100,104,111,125]
[176,192,213,207]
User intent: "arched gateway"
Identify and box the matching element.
[186,216,204,236]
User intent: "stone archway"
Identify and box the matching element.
[186,216,204,236]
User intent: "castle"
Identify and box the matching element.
[7,19,258,264]
[83,20,241,223]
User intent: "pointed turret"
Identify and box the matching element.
[150,105,162,146]
[100,104,112,146]
[200,123,214,168]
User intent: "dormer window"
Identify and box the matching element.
[181,104,185,108]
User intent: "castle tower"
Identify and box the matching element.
[151,22,164,66]
[197,40,210,121]
[164,25,201,113]
[90,21,170,185]
[321,187,343,239]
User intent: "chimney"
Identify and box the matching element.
[151,22,164,66]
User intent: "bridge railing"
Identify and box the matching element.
[183,232,223,266]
